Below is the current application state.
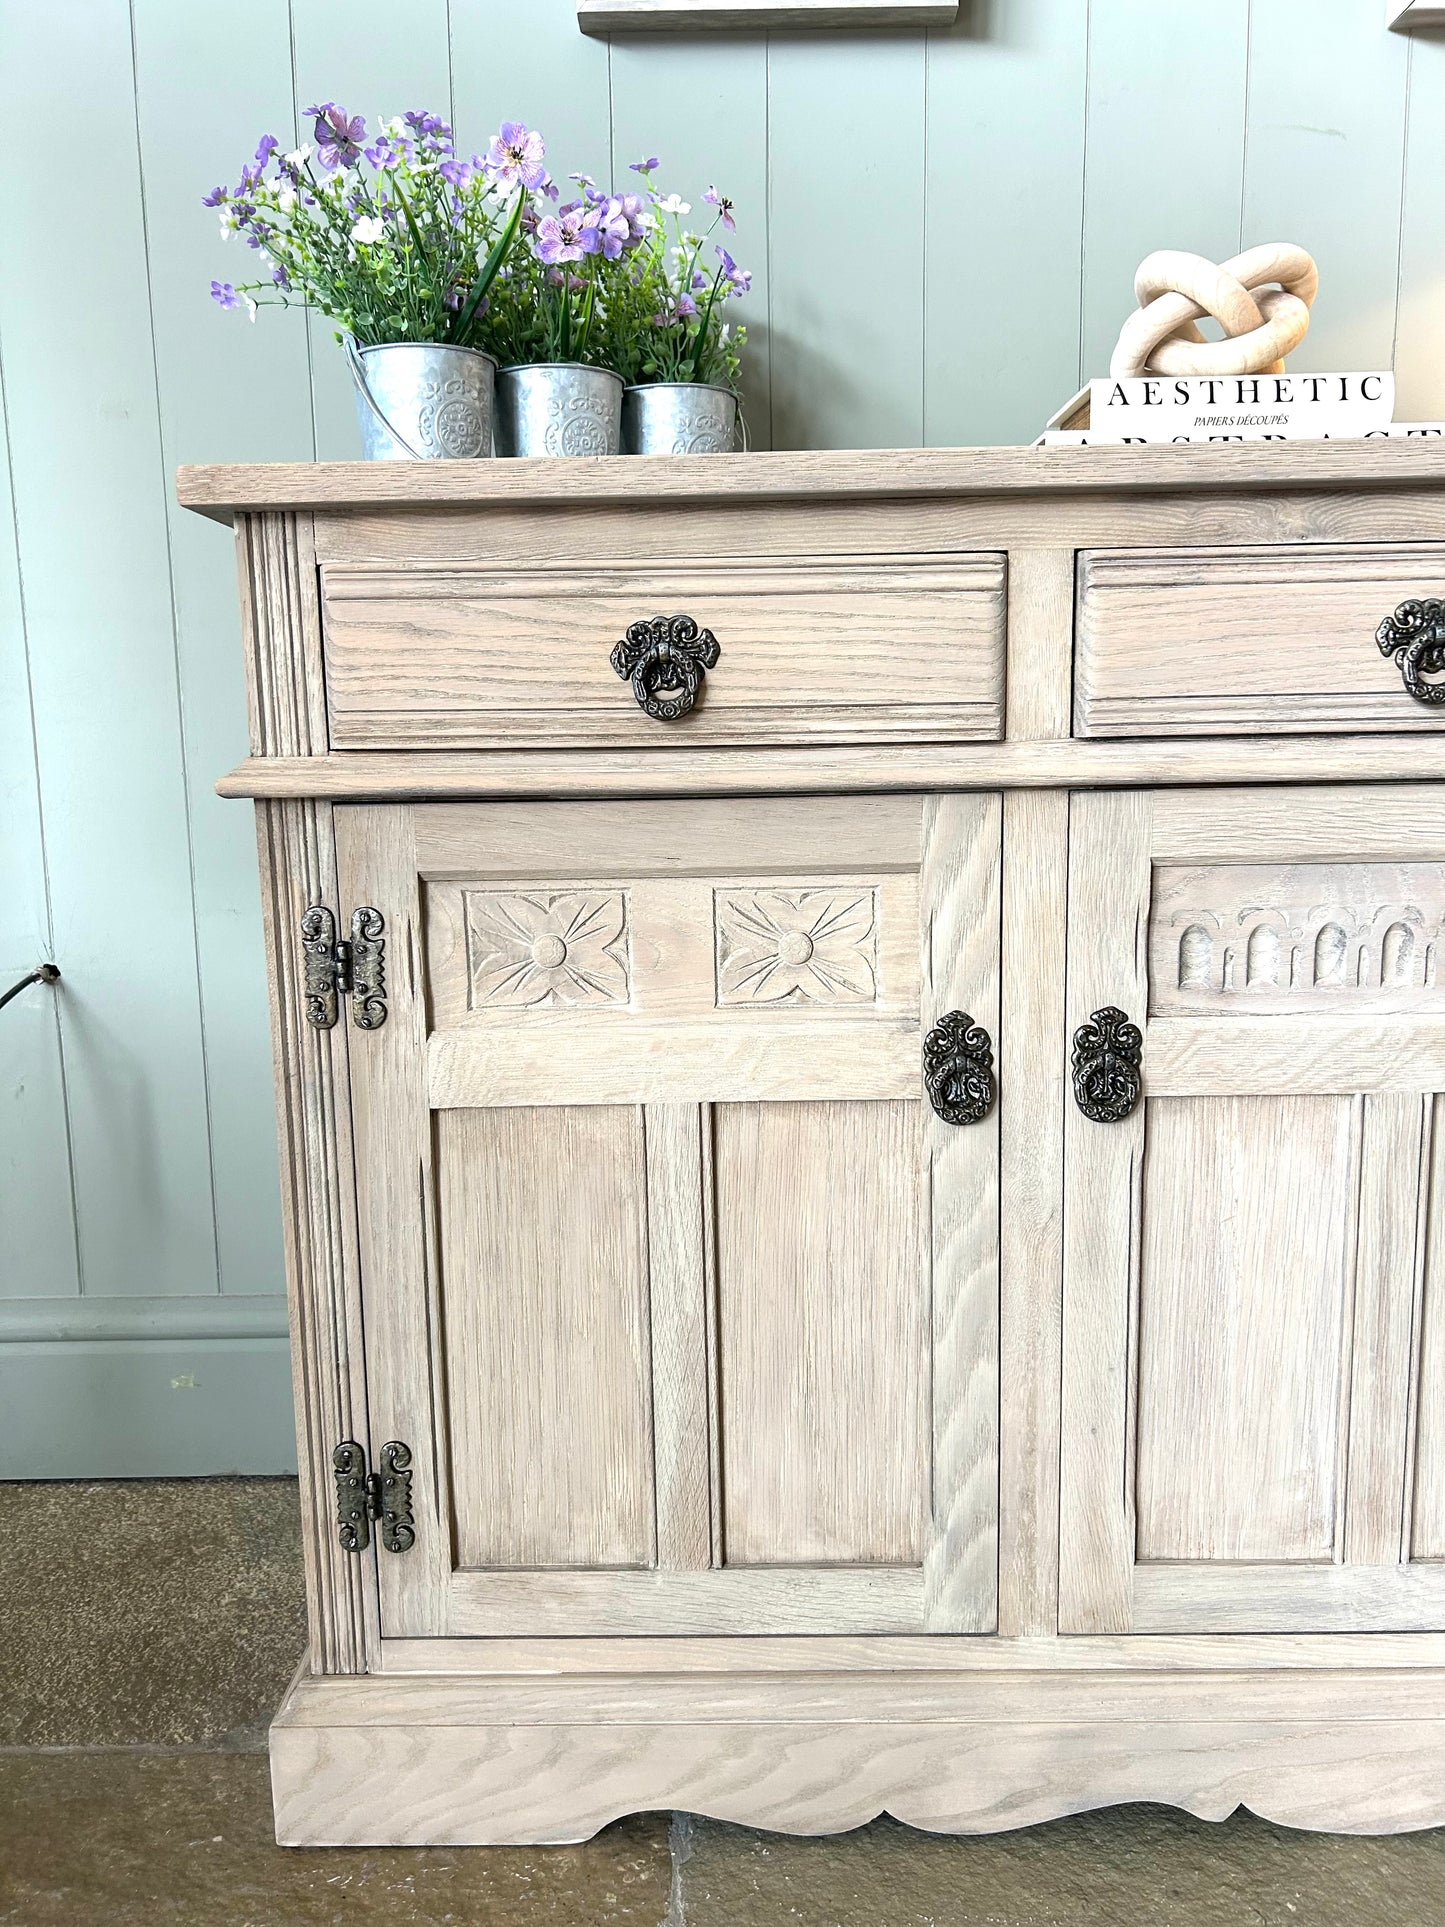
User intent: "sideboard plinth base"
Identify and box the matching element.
[269,1666,1445,1845]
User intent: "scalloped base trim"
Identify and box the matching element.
[270,1668,1445,1845]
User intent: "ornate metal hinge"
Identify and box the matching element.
[333,1439,415,1554]
[610,613,720,721]
[301,906,388,1031]
[923,1011,995,1125]
[1377,598,1445,705]
[1072,1006,1143,1122]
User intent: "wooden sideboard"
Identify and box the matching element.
[180,441,1445,1845]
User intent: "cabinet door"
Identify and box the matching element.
[1061,784,1445,1633]
[335,793,1000,1640]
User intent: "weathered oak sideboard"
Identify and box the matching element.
[180,441,1445,1845]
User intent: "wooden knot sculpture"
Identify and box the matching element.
[1109,243,1318,378]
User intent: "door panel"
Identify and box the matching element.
[715,1099,927,1567]
[337,793,1001,1640]
[436,1105,654,1571]
[1061,785,1445,1633]
[1134,1093,1357,1565]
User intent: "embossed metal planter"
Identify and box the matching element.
[622,382,739,455]
[495,363,623,457]
[348,340,497,461]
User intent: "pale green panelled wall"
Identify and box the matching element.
[3,0,1445,1474]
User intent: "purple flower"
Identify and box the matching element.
[255,134,279,168]
[439,157,473,187]
[210,280,242,310]
[613,191,653,241]
[630,156,659,173]
[583,199,631,260]
[272,263,291,289]
[675,291,698,319]
[485,121,548,192]
[703,185,736,231]
[201,185,228,208]
[716,245,751,294]
[306,103,366,170]
[533,207,585,266]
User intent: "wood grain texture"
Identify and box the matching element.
[177,442,1445,519]
[1076,546,1445,738]
[374,1629,1445,1677]
[920,793,1001,1633]
[996,789,1067,1636]
[270,1666,1445,1845]
[333,804,449,1638]
[1134,1094,1358,1564]
[1345,1093,1431,1566]
[319,556,1005,749]
[253,800,370,1673]
[307,493,1445,570]
[1058,789,1152,1633]
[219,737,1445,803]
[238,512,327,758]
[1149,860,1445,1016]
[443,1565,926,1638]
[645,1105,712,1571]
[436,1105,655,1571]
[715,1100,928,1566]
[1003,548,1074,741]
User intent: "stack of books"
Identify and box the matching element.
[1038,372,1444,445]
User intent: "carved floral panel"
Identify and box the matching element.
[464,889,631,1008]
[1151,863,1445,1014]
[714,886,879,1007]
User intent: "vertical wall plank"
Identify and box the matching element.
[767,36,926,449]
[924,0,1088,448]
[133,0,311,1305]
[1241,0,1410,375]
[1389,38,1445,420]
[1080,0,1250,384]
[609,39,771,447]
[289,0,455,458]
[0,0,217,1301]
[449,0,611,193]
[0,361,79,1300]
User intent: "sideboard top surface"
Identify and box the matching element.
[176,439,1445,522]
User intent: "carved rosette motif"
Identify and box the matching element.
[714,887,879,1006]
[464,890,631,1008]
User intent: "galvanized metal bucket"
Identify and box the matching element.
[622,382,740,455]
[495,363,623,457]
[346,339,497,460]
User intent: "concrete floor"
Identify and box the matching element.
[3,1479,1445,1925]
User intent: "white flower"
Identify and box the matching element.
[277,184,296,212]
[656,193,690,215]
[245,295,258,322]
[217,206,235,239]
[351,215,386,245]
[383,115,406,136]
[284,143,311,169]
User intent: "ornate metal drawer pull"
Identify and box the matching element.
[923,1011,995,1125]
[1072,1006,1143,1122]
[348,907,388,1030]
[1377,598,1445,705]
[610,614,720,721]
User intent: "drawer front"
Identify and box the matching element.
[320,553,1006,749]
[1075,544,1445,737]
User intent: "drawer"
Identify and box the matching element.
[319,553,1006,749]
[1074,544,1445,737]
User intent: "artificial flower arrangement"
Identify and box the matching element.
[205,104,750,458]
